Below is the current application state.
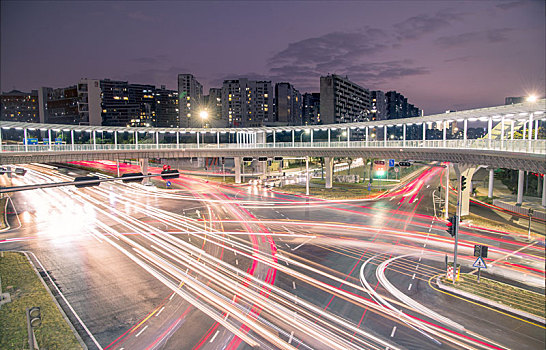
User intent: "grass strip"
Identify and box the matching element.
[280,179,383,200]
[0,252,82,349]
[440,273,545,318]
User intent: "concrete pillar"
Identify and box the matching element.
[325,157,333,189]
[197,132,200,148]
[403,124,406,147]
[93,130,96,150]
[217,131,220,148]
[328,129,331,147]
[305,156,310,196]
[24,128,28,152]
[422,122,426,142]
[71,130,75,151]
[542,174,546,207]
[488,169,494,198]
[234,157,241,184]
[487,117,492,149]
[383,126,387,147]
[292,130,295,147]
[273,131,276,147]
[445,163,449,219]
[366,126,369,147]
[176,131,179,148]
[135,131,139,149]
[48,129,52,150]
[442,121,447,147]
[156,131,159,148]
[500,117,505,149]
[139,158,150,185]
[517,170,524,205]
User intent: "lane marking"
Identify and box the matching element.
[408,283,412,291]
[292,281,296,289]
[412,274,416,280]
[135,325,148,337]
[235,259,239,265]
[390,326,397,337]
[169,293,175,300]
[156,307,165,317]
[210,330,220,343]
[288,331,294,344]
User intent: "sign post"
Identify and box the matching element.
[473,244,488,283]
[472,256,487,283]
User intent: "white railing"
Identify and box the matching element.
[1,139,545,154]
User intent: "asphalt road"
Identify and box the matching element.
[1,161,544,350]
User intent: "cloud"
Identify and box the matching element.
[127,11,155,22]
[435,28,515,48]
[393,10,465,40]
[495,1,527,10]
[268,28,389,68]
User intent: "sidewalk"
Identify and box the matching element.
[474,178,546,220]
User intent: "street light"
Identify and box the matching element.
[338,131,347,142]
[200,110,209,127]
[526,95,538,103]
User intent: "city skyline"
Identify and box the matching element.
[1,0,545,115]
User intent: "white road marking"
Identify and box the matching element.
[390,326,397,337]
[288,331,294,344]
[415,264,420,270]
[210,330,220,343]
[418,256,422,262]
[235,259,239,265]
[169,293,176,300]
[426,185,430,188]
[135,325,148,337]
[408,283,412,291]
[428,227,432,232]
[423,243,427,248]
[292,281,296,289]
[412,274,416,280]
[156,306,165,317]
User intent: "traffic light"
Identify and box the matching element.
[474,245,481,257]
[461,176,467,192]
[27,307,42,328]
[121,172,144,183]
[274,156,283,161]
[258,156,268,162]
[398,162,411,167]
[446,215,457,237]
[374,160,385,165]
[161,169,180,180]
[74,176,100,188]
[243,157,253,162]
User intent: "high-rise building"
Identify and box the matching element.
[302,93,320,125]
[37,85,81,125]
[222,79,273,127]
[370,90,387,120]
[319,74,371,124]
[0,90,39,123]
[178,74,203,128]
[154,85,179,127]
[77,79,102,126]
[385,91,421,119]
[203,87,223,127]
[275,82,302,125]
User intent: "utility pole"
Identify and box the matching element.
[452,164,464,284]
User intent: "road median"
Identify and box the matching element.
[436,274,545,324]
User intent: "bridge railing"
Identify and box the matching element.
[1,139,544,154]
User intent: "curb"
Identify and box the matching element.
[436,276,545,325]
[22,251,89,350]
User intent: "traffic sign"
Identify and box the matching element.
[166,181,171,187]
[394,167,399,173]
[472,257,487,269]
[388,159,395,167]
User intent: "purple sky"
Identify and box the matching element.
[1,0,544,114]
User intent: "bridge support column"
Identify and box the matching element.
[517,170,524,206]
[488,169,494,198]
[542,174,546,207]
[445,164,449,220]
[139,158,150,185]
[234,157,241,184]
[325,157,333,189]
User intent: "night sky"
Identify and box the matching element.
[1,0,544,114]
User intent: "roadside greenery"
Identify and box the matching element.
[280,179,383,199]
[0,252,82,349]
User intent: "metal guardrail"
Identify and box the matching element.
[1,139,545,154]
